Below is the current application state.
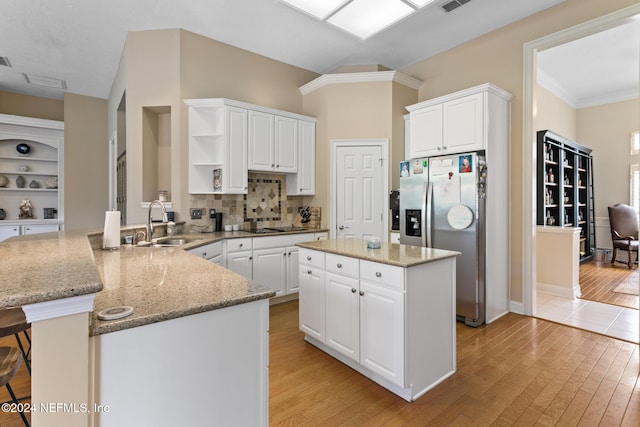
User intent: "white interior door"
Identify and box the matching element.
[334,144,385,240]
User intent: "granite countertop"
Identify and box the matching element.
[90,245,274,335]
[296,239,460,267]
[0,226,327,335]
[0,230,103,308]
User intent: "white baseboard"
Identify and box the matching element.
[537,282,581,299]
[509,300,525,315]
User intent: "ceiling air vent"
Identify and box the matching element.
[441,0,472,13]
[0,57,11,67]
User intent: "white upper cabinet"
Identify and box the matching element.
[186,98,315,194]
[407,84,511,158]
[274,115,298,173]
[248,111,275,172]
[248,113,298,173]
[185,100,248,194]
[442,92,484,153]
[286,120,315,196]
[408,104,443,158]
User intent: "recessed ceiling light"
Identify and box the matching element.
[327,0,414,40]
[23,73,67,90]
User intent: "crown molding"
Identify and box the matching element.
[299,71,422,95]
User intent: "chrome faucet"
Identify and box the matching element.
[146,200,168,242]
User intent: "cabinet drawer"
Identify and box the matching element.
[188,241,223,260]
[225,237,252,252]
[326,253,358,278]
[360,260,404,290]
[299,248,324,268]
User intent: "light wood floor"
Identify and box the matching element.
[270,301,640,426]
[579,261,639,310]
[1,302,638,427]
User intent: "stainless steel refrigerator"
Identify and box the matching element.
[400,152,487,327]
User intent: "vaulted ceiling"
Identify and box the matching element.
[0,0,565,101]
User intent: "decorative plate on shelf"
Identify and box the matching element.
[16,143,31,155]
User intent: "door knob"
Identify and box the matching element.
[338,225,350,230]
[351,288,356,293]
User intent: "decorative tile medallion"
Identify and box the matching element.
[245,178,282,221]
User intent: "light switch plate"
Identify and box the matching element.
[190,208,203,220]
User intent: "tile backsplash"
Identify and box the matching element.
[188,172,305,232]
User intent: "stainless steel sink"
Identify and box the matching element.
[138,237,203,247]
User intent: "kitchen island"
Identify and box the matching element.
[296,239,460,402]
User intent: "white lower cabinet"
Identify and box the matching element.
[226,249,253,279]
[359,279,404,385]
[0,223,60,242]
[252,233,316,298]
[0,225,20,242]
[325,272,360,361]
[253,247,287,296]
[188,241,223,265]
[299,246,456,402]
[298,264,325,342]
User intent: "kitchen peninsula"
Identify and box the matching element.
[0,227,297,426]
[297,239,459,402]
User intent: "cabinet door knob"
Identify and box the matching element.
[442,146,447,150]
[351,288,356,293]
[239,243,243,247]
[359,291,364,296]
[276,164,280,168]
[307,269,312,274]
[249,256,253,261]
[375,272,382,278]
[202,252,207,258]
[283,252,287,257]
[300,188,303,191]
[337,263,342,268]
[271,164,275,167]
[306,256,311,261]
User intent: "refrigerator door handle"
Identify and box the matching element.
[422,182,433,247]
[423,182,433,248]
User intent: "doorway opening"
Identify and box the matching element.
[523,4,640,342]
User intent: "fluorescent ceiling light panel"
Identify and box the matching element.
[280,0,350,20]
[327,0,415,40]
[406,0,438,7]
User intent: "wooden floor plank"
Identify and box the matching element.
[579,261,638,309]
[268,301,639,426]
[0,300,636,427]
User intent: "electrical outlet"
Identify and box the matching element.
[209,209,216,218]
[190,208,203,220]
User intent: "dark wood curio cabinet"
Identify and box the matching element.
[537,130,595,263]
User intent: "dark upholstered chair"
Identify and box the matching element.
[608,203,639,268]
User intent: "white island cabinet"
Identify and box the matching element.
[297,239,459,402]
